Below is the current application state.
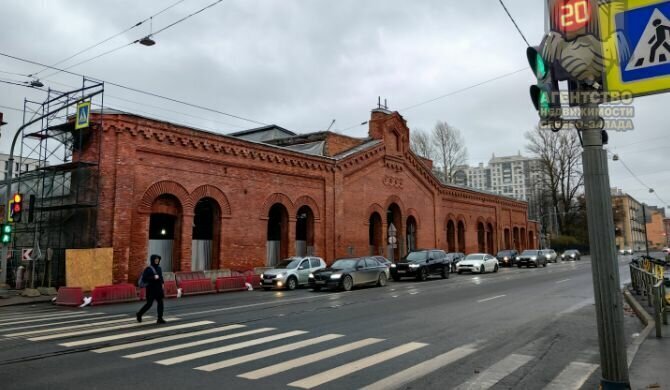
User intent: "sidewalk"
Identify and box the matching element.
[0,289,55,307]
[627,287,669,390]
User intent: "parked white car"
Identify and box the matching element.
[261,257,326,290]
[543,249,558,263]
[456,253,499,274]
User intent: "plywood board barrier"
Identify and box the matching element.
[65,248,113,292]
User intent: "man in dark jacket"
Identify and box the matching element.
[136,254,166,324]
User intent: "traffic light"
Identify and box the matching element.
[527,44,562,125]
[10,193,23,223]
[1,224,11,244]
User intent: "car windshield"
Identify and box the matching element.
[497,251,513,256]
[274,258,302,269]
[331,259,359,269]
[464,254,485,260]
[405,252,428,262]
[564,250,578,255]
[521,250,539,256]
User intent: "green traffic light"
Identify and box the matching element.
[1,235,9,244]
[2,225,11,234]
[535,52,547,80]
[539,89,550,114]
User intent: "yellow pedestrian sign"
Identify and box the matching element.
[75,101,91,130]
[600,0,670,98]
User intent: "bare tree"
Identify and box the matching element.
[431,121,468,184]
[525,127,583,235]
[410,129,435,160]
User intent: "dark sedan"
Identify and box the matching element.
[516,249,548,268]
[496,249,518,267]
[561,249,581,261]
[309,257,388,291]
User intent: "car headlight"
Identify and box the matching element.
[503,257,509,261]
[309,273,314,278]
[545,255,551,259]
[276,273,285,279]
[260,273,264,279]
[516,257,520,260]
[570,255,576,258]
[390,264,396,268]
[531,256,537,261]
[330,274,342,280]
[409,264,420,268]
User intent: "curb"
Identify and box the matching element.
[623,286,654,367]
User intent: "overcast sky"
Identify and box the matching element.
[0,0,667,213]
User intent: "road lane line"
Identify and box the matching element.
[59,321,213,347]
[454,353,533,390]
[93,324,245,353]
[195,334,343,372]
[288,342,428,389]
[238,338,384,380]
[360,343,478,390]
[156,330,308,366]
[26,317,179,341]
[123,328,274,359]
[477,295,506,303]
[0,314,127,332]
[5,317,136,337]
[0,312,104,326]
[545,362,599,390]
[555,279,571,284]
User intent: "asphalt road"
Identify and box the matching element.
[0,255,645,390]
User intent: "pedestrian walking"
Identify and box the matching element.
[136,254,166,324]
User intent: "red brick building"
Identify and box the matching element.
[84,108,538,284]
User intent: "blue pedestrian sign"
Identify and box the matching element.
[75,101,91,130]
[601,0,670,97]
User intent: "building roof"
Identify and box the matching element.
[228,125,297,142]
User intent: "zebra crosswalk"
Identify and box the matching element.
[0,307,600,389]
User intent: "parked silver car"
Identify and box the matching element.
[543,249,558,263]
[261,257,326,290]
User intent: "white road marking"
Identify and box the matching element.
[239,338,384,380]
[555,279,571,284]
[361,343,479,390]
[545,362,599,390]
[454,353,533,390]
[26,317,179,341]
[156,330,308,366]
[180,293,350,317]
[391,295,399,298]
[5,317,137,337]
[477,295,506,303]
[92,324,246,353]
[123,328,274,359]
[59,321,213,347]
[0,314,127,332]
[195,333,343,372]
[288,342,428,389]
[0,312,104,326]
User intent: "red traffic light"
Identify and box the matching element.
[12,203,21,213]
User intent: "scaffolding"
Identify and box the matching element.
[3,78,104,288]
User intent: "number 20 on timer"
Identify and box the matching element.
[555,0,592,32]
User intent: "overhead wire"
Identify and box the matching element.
[497,0,531,47]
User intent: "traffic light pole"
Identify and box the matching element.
[580,94,630,388]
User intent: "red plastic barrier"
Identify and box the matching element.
[245,274,261,287]
[91,284,139,306]
[138,281,178,300]
[175,271,207,284]
[179,279,216,296]
[55,287,84,306]
[216,276,247,293]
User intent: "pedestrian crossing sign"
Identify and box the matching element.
[75,101,91,130]
[600,0,670,97]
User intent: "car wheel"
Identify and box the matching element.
[262,287,272,291]
[417,268,428,281]
[457,270,463,274]
[342,275,353,291]
[377,273,387,287]
[543,262,547,267]
[286,276,297,291]
[479,265,485,274]
[441,266,449,279]
[312,286,321,292]
[494,264,499,273]
[517,263,523,268]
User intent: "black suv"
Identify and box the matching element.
[496,249,518,267]
[391,250,450,281]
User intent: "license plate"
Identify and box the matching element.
[397,270,406,274]
[315,280,325,285]
[262,280,272,285]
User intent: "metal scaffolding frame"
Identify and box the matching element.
[4,78,104,288]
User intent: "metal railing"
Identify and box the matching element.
[630,262,668,338]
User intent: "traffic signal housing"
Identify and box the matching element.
[10,193,23,223]
[527,44,562,125]
[1,224,11,244]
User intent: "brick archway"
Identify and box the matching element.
[295,195,321,221]
[190,185,232,217]
[260,193,295,219]
[139,181,192,213]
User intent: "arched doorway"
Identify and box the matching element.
[529,231,535,249]
[267,203,289,266]
[296,205,315,257]
[387,203,402,261]
[148,194,182,272]
[406,216,417,254]
[447,220,456,252]
[369,212,383,256]
[513,227,520,252]
[477,222,485,253]
[192,198,221,271]
[504,228,511,249]
[521,228,527,250]
[486,223,494,254]
[457,221,466,252]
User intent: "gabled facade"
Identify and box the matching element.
[83,108,537,284]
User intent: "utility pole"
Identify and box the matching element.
[579,89,630,388]
[642,204,650,257]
